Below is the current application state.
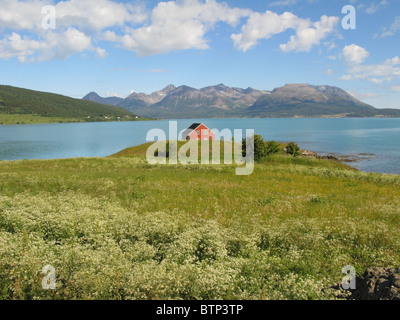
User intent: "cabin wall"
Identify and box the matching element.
[188,124,215,140]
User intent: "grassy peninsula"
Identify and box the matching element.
[0,142,399,300]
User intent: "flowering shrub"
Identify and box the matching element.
[0,193,356,300]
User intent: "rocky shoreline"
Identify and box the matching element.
[301,149,376,167]
[301,149,341,161]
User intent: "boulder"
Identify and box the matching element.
[350,268,400,300]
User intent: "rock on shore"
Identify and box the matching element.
[351,268,400,300]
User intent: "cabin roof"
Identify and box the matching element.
[182,123,214,138]
[187,123,203,130]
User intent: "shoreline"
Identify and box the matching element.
[275,140,373,172]
[0,118,154,126]
[297,148,400,176]
[300,149,379,172]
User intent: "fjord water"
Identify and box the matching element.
[0,118,399,174]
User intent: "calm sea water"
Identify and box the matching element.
[0,118,399,174]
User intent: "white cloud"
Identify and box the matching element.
[341,53,400,83]
[355,0,389,14]
[43,28,92,60]
[55,0,147,31]
[280,15,339,52]
[364,0,389,14]
[231,11,306,52]
[383,16,400,37]
[342,44,369,64]
[95,47,107,58]
[349,63,400,81]
[0,0,50,31]
[0,0,143,61]
[0,33,45,62]
[369,78,384,84]
[339,74,354,81]
[385,56,400,65]
[0,28,102,62]
[324,41,336,51]
[231,11,338,53]
[112,0,251,56]
[0,0,145,31]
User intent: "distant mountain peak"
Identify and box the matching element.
[249,83,377,117]
[162,84,176,92]
[173,85,197,93]
[83,92,101,99]
[269,84,358,103]
[83,92,124,106]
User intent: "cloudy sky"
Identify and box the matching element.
[1,0,400,109]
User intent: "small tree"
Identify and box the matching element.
[265,141,280,156]
[286,142,301,157]
[242,134,266,162]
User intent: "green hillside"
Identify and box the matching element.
[0,85,143,124]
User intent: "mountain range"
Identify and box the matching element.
[83,83,400,119]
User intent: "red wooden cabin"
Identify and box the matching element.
[182,123,215,141]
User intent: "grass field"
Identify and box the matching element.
[0,142,399,300]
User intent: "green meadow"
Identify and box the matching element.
[0,141,399,300]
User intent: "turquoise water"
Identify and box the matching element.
[0,118,399,174]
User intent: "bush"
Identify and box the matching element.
[243,136,281,161]
[286,142,301,157]
[265,141,280,156]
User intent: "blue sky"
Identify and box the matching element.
[1,0,400,109]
